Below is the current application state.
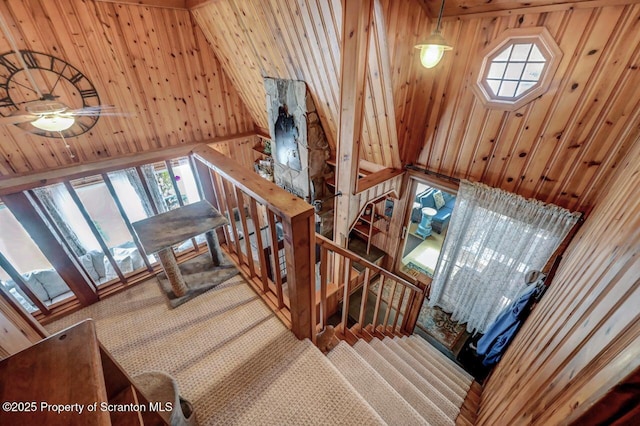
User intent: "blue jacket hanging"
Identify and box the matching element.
[476,284,538,366]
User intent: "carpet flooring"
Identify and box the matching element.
[47,273,473,425]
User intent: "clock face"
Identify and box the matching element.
[0,50,101,138]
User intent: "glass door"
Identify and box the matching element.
[396,178,456,281]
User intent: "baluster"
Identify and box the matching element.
[392,285,407,333]
[382,280,397,329]
[320,245,329,328]
[371,276,385,329]
[234,187,255,277]
[358,268,371,326]
[267,211,284,309]
[248,199,269,292]
[340,257,352,333]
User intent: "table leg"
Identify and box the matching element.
[157,248,188,297]
[205,230,224,267]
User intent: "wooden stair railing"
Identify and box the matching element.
[191,146,316,342]
[315,234,428,343]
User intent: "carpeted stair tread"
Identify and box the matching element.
[407,336,474,382]
[47,275,385,425]
[380,338,466,405]
[369,338,461,419]
[353,340,455,426]
[328,341,426,425]
[398,338,471,391]
[182,325,384,425]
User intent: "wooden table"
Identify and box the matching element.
[132,200,228,298]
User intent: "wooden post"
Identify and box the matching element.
[281,211,316,342]
[1,192,98,306]
[333,0,373,244]
[156,248,188,297]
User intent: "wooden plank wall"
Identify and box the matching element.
[394,2,640,212]
[0,0,254,176]
[477,137,640,424]
[207,135,257,172]
[190,0,401,168]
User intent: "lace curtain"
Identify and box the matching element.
[428,180,581,334]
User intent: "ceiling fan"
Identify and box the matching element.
[0,12,119,141]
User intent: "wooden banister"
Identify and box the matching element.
[316,235,422,294]
[315,234,427,339]
[191,146,316,342]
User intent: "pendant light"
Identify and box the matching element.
[415,0,452,69]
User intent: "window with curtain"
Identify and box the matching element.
[426,180,581,334]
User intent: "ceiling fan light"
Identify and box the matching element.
[31,115,75,132]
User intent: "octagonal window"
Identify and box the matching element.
[474,28,562,111]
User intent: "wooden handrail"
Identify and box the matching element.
[316,234,423,294]
[191,146,316,342]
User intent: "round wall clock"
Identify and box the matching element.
[0,50,101,138]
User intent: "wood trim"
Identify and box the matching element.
[0,285,48,339]
[191,146,313,220]
[101,174,154,273]
[356,168,404,194]
[94,0,187,10]
[0,252,50,315]
[0,134,257,195]
[1,192,98,306]
[63,182,127,284]
[442,0,640,19]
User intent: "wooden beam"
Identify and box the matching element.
[1,192,99,306]
[0,133,257,196]
[333,0,374,248]
[443,0,640,20]
[185,0,218,10]
[94,0,187,9]
[356,167,404,194]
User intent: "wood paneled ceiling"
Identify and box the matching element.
[1,0,639,214]
[0,0,254,176]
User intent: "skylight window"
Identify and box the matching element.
[473,28,562,111]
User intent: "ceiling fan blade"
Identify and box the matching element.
[0,113,38,126]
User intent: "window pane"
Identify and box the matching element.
[487,62,507,79]
[516,81,537,96]
[142,162,196,253]
[529,44,546,61]
[504,62,525,80]
[170,158,201,205]
[511,43,533,61]
[0,201,72,310]
[498,80,518,97]
[494,45,512,61]
[107,169,157,264]
[147,162,180,211]
[70,176,146,279]
[34,184,111,286]
[486,79,501,96]
[0,265,38,312]
[523,62,545,81]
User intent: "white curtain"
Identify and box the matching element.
[428,180,581,334]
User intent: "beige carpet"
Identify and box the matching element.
[48,273,471,425]
[47,276,384,425]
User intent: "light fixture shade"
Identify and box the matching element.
[31,115,75,132]
[415,31,453,69]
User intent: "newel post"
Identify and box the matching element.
[281,211,317,342]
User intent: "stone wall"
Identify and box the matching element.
[264,78,329,204]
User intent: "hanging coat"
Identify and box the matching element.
[476,284,538,366]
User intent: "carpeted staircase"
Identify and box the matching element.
[48,274,479,425]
